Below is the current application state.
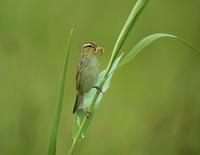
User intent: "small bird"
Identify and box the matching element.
[73,42,104,116]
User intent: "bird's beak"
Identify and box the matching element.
[95,47,104,55]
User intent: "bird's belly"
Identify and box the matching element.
[80,65,99,93]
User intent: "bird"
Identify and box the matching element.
[73,42,104,116]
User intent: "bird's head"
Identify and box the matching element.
[82,42,104,56]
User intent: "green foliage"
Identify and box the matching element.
[1,0,200,155]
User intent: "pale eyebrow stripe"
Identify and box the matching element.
[82,42,97,48]
[83,43,92,48]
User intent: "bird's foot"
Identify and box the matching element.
[93,86,104,94]
[83,108,91,119]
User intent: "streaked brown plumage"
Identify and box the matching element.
[73,42,103,114]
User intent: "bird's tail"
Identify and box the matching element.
[73,93,83,113]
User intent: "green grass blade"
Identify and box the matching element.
[107,0,149,73]
[119,33,200,68]
[176,37,200,54]
[47,28,73,155]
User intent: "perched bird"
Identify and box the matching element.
[73,42,104,116]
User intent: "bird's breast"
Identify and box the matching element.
[80,56,99,93]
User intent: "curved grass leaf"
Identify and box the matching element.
[119,33,200,68]
[46,29,73,155]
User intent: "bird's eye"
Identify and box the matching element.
[82,46,90,53]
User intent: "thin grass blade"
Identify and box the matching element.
[47,28,73,155]
[107,0,149,73]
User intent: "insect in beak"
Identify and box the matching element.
[95,47,104,55]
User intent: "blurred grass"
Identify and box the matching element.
[47,28,72,155]
[0,0,200,155]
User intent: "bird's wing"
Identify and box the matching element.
[76,56,89,91]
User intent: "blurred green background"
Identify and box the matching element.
[0,0,200,155]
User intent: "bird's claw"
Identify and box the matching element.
[83,108,91,119]
[93,86,104,94]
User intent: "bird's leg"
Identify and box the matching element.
[83,107,91,119]
[92,86,104,94]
